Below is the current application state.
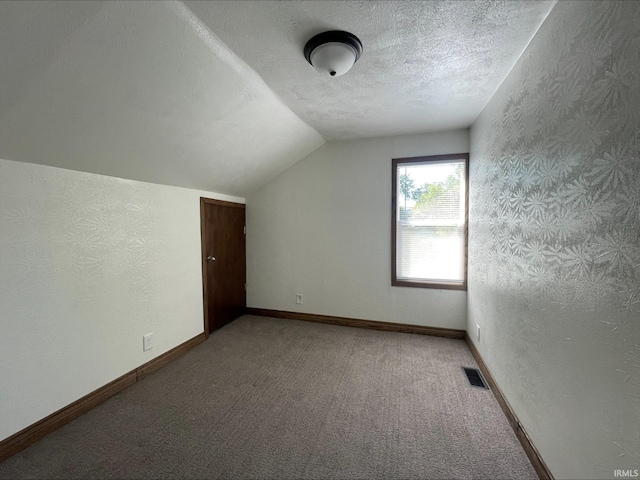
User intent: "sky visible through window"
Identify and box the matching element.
[399,163,456,206]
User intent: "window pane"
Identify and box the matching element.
[397,225,465,281]
[395,157,466,286]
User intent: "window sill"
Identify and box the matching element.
[391,279,467,291]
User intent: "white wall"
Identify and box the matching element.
[246,130,469,329]
[468,1,640,478]
[0,158,243,442]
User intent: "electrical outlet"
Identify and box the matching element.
[143,333,153,352]
[296,293,303,305]
[476,325,480,342]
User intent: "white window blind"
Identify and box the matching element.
[394,156,467,287]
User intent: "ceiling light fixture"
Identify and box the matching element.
[304,30,363,77]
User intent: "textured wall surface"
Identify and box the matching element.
[247,130,469,329]
[468,1,640,478]
[0,159,242,441]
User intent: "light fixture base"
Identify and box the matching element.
[304,30,363,77]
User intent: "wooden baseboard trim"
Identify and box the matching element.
[465,334,554,480]
[136,333,205,380]
[246,307,465,339]
[0,332,206,464]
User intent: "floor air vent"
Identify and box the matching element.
[462,367,489,389]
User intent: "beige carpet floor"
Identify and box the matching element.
[0,315,537,479]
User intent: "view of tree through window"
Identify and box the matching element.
[392,154,468,289]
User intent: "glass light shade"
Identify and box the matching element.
[309,42,358,77]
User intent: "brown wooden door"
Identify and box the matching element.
[201,198,246,334]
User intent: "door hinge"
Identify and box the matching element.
[244,226,246,235]
[244,283,247,291]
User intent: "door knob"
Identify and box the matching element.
[207,256,216,262]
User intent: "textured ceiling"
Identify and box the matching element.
[185,0,556,140]
[0,1,323,196]
[0,1,555,195]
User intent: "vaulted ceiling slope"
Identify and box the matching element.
[0,1,324,197]
[0,1,554,196]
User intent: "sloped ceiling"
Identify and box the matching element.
[0,1,324,197]
[0,0,554,196]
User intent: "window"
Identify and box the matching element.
[392,153,468,290]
